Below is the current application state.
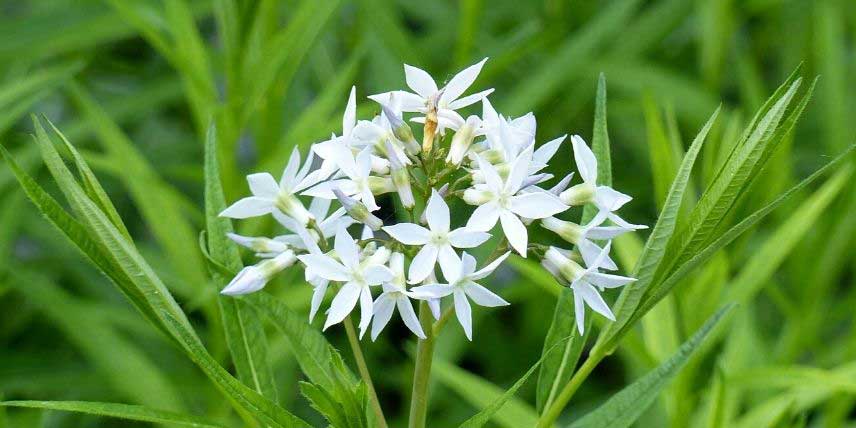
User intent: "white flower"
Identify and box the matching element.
[297,229,393,337]
[541,215,634,270]
[383,189,491,283]
[541,242,635,333]
[298,87,359,190]
[411,251,510,340]
[463,146,568,256]
[370,252,426,340]
[273,197,352,251]
[303,147,394,212]
[369,58,494,133]
[221,251,297,296]
[220,147,315,225]
[559,136,646,230]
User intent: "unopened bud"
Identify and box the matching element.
[386,141,415,208]
[382,104,420,155]
[559,183,595,206]
[463,188,493,206]
[221,250,297,295]
[227,233,290,258]
[540,217,584,245]
[447,116,480,166]
[333,189,383,231]
[541,246,584,286]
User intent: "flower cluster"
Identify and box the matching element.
[220,59,645,339]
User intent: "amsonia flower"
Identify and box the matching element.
[464,147,568,255]
[370,58,494,132]
[412,251,510,340]
[383,190,491,283]
[370,252,426,341]
[220,147,315,225]
[303,147,394,212]
[541,242,635,333]
[541,215,634,270]
[559,136,645,230]
[297,229,393,337]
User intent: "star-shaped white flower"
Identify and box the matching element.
[302,147,393,212]
[411,251,510,340]
[369,58,494,133]
[297,229,393,337]
[383,189,491,283]
[370,252,426,341]
[220,147,316,225]
[298,86,359,190]
[559,136,646,230]
[464,146,569,256]
[541,242,635,333]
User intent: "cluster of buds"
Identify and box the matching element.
[220,58,646,339]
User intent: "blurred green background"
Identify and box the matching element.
[0,0,854,427]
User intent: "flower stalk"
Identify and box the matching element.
[408,301,437,428]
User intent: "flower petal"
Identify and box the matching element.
[343,86,356,136]
[447,88,494,110]
[509,191,568,219]
[358,287,373,338]
[309,280,328,323]
[447,228,491,248]
[280,148,302,190]
[578,239,618,271]
[573,290,586,334]
[397,297,426,339]
[466,201,500,232]
[425,189,450,233]
[533,135,566,166]
[463,282,509,307]
[571,135,597,185]
[475,154,503,191]
[370,293,396,341]
[364,265,394,285]
[470,252,510,280]
[586,272,636,289]
[324,282,361,329]
[220,197,274,219]
[408,244,439,284]
[499,210,528,256]
[404,64,438,98]
[437,244,460,283]
[383,223,430,245]
[505,145,533,194]
[410,283,455,299]
[297,254,349,282]
[441,58,488,104]
[453,290,473,340]
[334,228,360,269]
[247,173,279,198]
[576,281,615,321]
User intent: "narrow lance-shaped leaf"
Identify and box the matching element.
[570,305,733,428]
[637,144,855,320]
[594,106,720,355]
[204,124,277,400]
[0,401,226,428]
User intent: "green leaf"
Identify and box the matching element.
[570,305,732,428]
[204,125,277,401]
[432,359,539,428]
[299,352,370,428]
[637,144,855,318]
[595,105,720,355]
[457,355,545,428]
[0,401,225,428]
[244,292,357,391]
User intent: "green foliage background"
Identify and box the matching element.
[0,0,854,427]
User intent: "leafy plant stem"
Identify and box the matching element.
[536,351,605,427]
[409,301,437,428]
[343,315,387,428]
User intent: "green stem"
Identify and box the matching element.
[408,301,437,428]
[344,316,388,428]
[536,352,604,428]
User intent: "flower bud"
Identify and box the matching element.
[221,250,297,295]
[227,233,289,257]
[463,188,494,205]
[333,188,384,231]
[386,141,415,208]
[540,217,584,245]
[559,183,595,206]
[382,104,420,155]
[446,115,480,166]
[368,176,396,194]
[371,156,390,175]
[541,246,584,286]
